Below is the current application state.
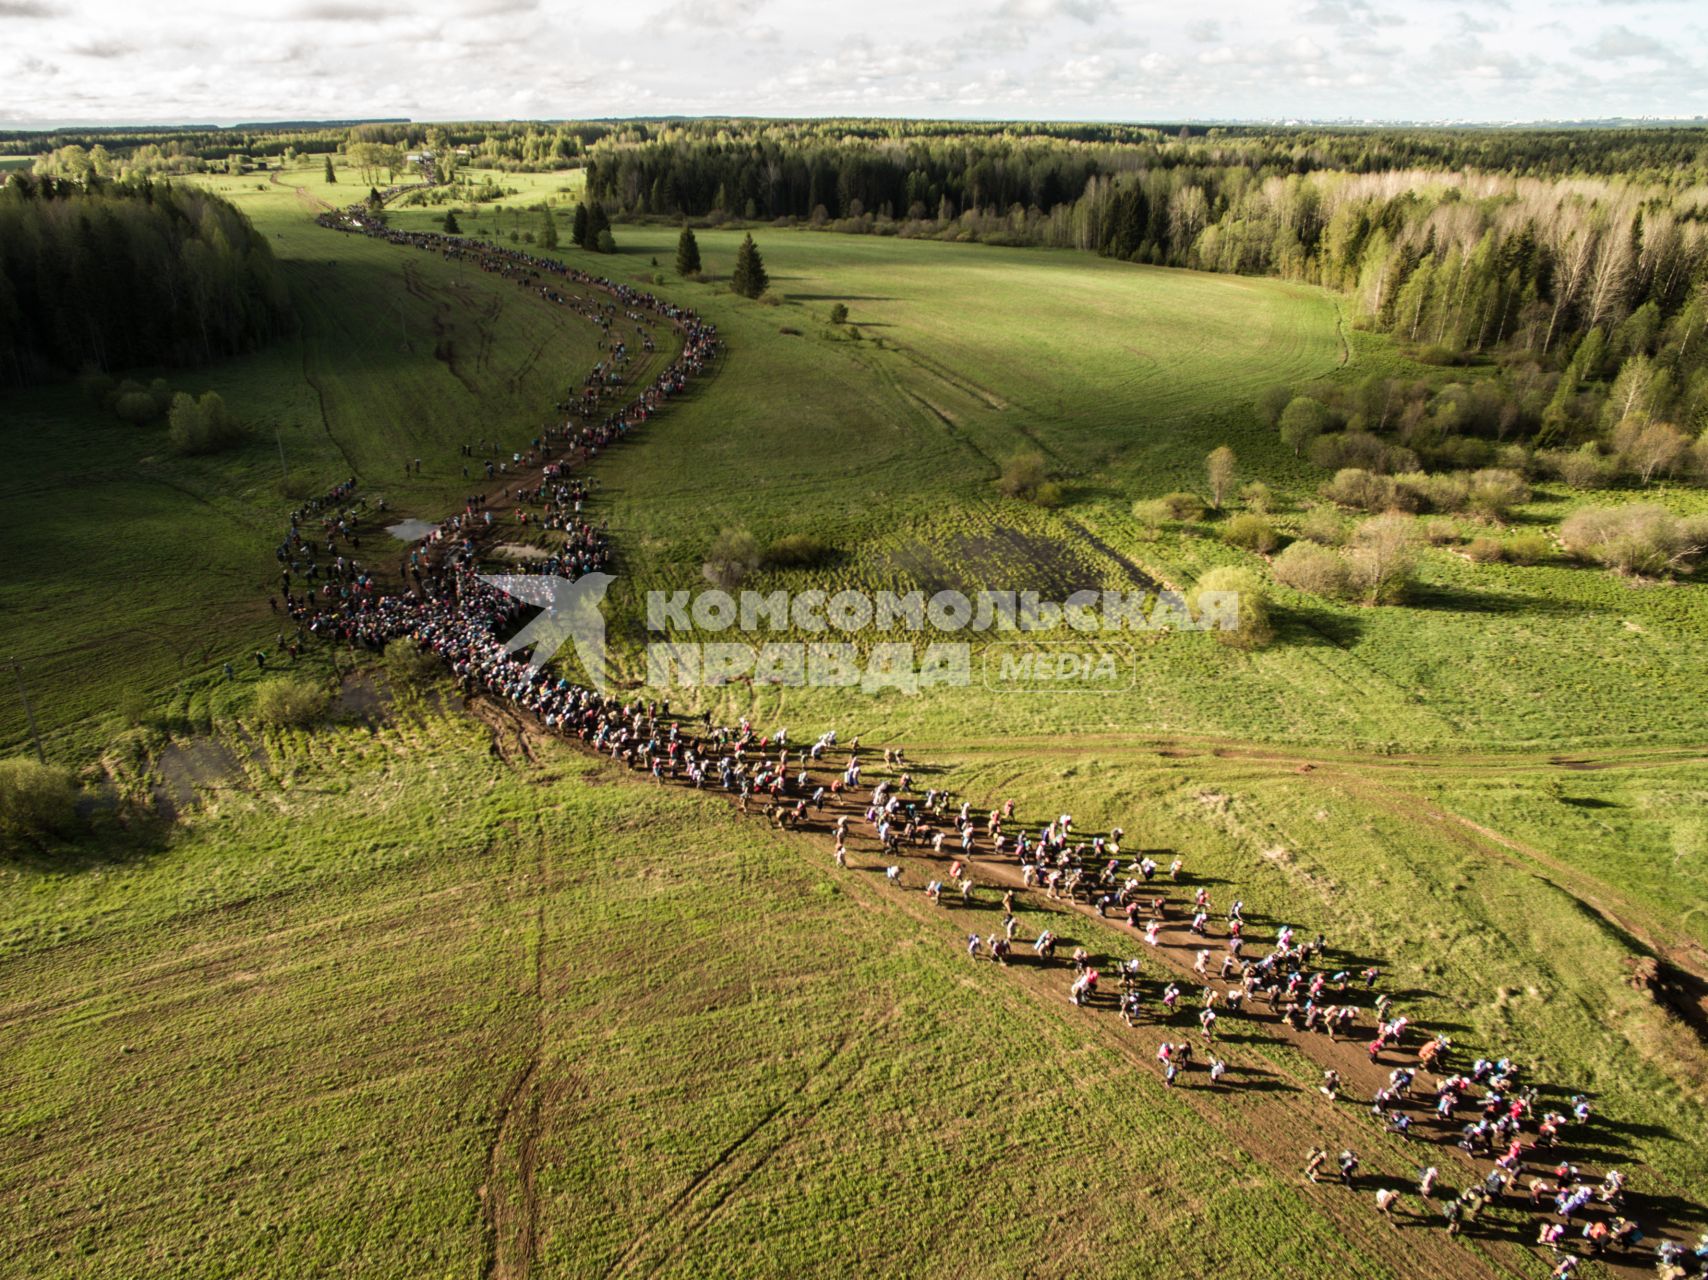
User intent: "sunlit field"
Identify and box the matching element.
[1,153,1704,1279]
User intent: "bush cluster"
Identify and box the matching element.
[0,758,79,840]
[168,390,245,455]
[254,677,331,727]
[1559,505,1708,577]
[1272,514,1420,604]
[998,452,1063,507]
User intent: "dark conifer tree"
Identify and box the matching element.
[731,233,768,298]
[675,226,701,277]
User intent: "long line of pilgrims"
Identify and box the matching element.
[288,205,1704,1280]
[281,211,719,656]
[861,788,1701,1274]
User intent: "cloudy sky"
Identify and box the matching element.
[3,0,1704,127]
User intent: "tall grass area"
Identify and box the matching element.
[4,707,1702,1276]
[0,167,1704,1277]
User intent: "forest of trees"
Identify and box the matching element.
[575,118,1708,220]
[0,174,291,386]
[0,119,608,178]
[573,122,1708,449]
[15,116,1707,184]
[6,117,1708,447]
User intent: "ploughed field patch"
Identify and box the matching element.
[881,527,1114,600]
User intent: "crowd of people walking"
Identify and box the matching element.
[277,198,1706,1279]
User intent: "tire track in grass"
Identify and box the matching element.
[1326,768,1708,1001]
[888,341,1012,413]
[859,345,1000,473]
[301,336,361,477]
[0,875,486,1031]
[900,736,1708,775]
[601,1102,785,1278]
[504,330,552,397]
[481,815,551,1280]
[605,1009,894,1277]
[268,168,337,217]
[882,340,1072,464]
[902,387,1000,470]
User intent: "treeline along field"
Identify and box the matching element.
[269,116,1708,464]
[15,118,1708,417]
[580,124,1708,412]
[0,175,290,386]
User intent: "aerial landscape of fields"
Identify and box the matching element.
[3,2,1708,1278]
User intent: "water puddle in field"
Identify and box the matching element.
[388,519,437,542]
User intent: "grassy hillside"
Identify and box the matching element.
[373,215,1708,754]
[5,702,1703,1278]
[0,165,1704,1279]
[0,172,606,758]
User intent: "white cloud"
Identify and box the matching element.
[1426,34,1544,82]
[654,0,765,33]
[0,0,1703,125]
[1575,23,1673,60]
[287,2,407,19]
[69,36,135,57]
[1300,0,1401,29]
[994,0,1111,22]
[1059,54,1120,87]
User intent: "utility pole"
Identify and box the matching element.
[8,660,47,765]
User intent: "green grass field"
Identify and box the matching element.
[5,704,1704,1278]
[0,168,607,758]
[381,215,1708,755]
[1,164,1705,1278]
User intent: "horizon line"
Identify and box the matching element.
[5,112,1708,135]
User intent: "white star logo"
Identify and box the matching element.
[478,572,615,690]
